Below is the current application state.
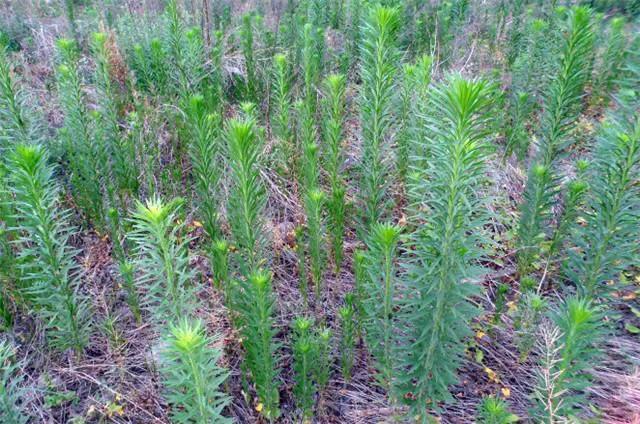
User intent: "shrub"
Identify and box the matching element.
[56,38,106,227]
[338,297,356,381]
[532,297,601,421]
[91,32,138,202]
[0,46,31,147]
[517,7,594,276]
[292,317,316,419]
[362,222,401,392]
[513,292,546,362]
[161,318,230,423]
[592,17,626,104]
[397,78,495,416]
[271,53,293,171]
[240,13,257,101]
[9,144,91,353]
[0,340,28,423]
[323,74,347,273]
[564,52,639,298]
[235,270,281,420]
[128,196,194,321]
[359,5,400,229]
[477,396,518,424]
[314,326,332,392]
[106,208,141,324]
[185,93,222,242]
[305,188,325,303]
[225,118,267,276]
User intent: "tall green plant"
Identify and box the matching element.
[292,316,316,420]
[271,53,293,171]
[338,296,356,381]
[9,144,91,352]
[305,188,325,302]
[397,78,495,418]
[161,318,230,423]
[564,55,639,298]
[56,38,106,227]
[517,7,594,276]
[129,196,194,321]
[91,32,138,202]
[225,118,266,275]
[240,13,258,101]
[0,46,30,148]
[362,222,401,392]
[359,5,400,229]
[592,17,626,104]
[532,297,601,422]
[323,74,347,273]
[235,270,281,420]
[0,341,28,423]
[185,94,221,242]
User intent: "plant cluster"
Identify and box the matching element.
[1,1,638,422]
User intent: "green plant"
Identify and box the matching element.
[9,144,91,352]
[298,98,320,192]
[398,54,432,181]
[0,46,31,148]
[513,292,546,362]
[477,396,518,424]
[305,188,325,303]
[106,208,141,324]
[352,248,366,333]
[301,23,323,112]
[185,93,222,242]
[295,224,309,306]
[359,5,400,229]
[564,55,639,298]
[119,261,141,324]
[338,298,356,381]
[209,30,225,115]
[235,270,281,420]
[292,317,316,419]
[346,0,363,72]
[322,74,347,273]
[271,53,293,172]
[182,27,207,95]
[91,32,138,204]
[63,0,78,42]
[532,297,601,422]
[128,196,193,321]
[56,38,106,228]
[504,91,533,160]
[547,168,588,262]
[225,118,267,275]
[314,326,332,392]
[211,238,229,290]
[165,0,187,95]
[592,17,626,104]
[397,78,495,417]
[161,318,230,423]
[240,13,258,101]
[362,222,401,392]
[0,46,28,329]
[517,7,594,276]
[0,340,28,423]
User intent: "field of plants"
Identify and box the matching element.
[0,0,639,422]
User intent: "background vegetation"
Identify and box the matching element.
[0,0,639,422]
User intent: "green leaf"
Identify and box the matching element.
[625,323,640,334]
